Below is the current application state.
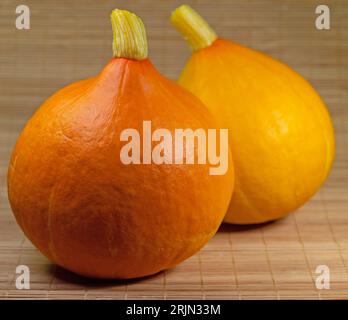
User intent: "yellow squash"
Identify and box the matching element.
[171,5,335,224]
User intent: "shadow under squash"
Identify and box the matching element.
[218,219,277,233]
[49,264,164,288]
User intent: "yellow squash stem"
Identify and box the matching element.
[171,5,217,51]
[110,9,148,60]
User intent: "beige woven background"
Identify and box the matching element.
[0,0,347,299]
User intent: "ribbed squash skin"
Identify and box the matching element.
[7,58,234,279]
[178,39,335,224]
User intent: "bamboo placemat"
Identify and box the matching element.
[0,0,347,299]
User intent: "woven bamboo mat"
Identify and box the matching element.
[0,0,347,299]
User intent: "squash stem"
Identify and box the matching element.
[110,9,148,60]
[171,5,217,52]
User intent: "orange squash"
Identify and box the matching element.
[171,5,335,224]
[7,9,234,279]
